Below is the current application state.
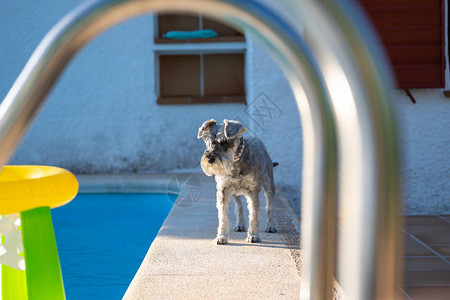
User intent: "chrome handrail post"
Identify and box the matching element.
[289,0,403,299]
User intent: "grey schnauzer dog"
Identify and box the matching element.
[198,119,278,244]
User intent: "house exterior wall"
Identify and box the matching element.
[395,89,450,213]
[0,1,448,214]
[0,3,249,174]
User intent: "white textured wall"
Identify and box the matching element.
[1,1,449,214]
[0,2,248,174]
[245,36,303,215]
[245,0,304,214]
[395,90,450,214]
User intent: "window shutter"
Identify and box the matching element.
[358,0,445,88]
[203,54,245,96]
[159,55,201,98]
[157,54,246,104]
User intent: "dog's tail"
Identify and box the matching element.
[273,162,279,167]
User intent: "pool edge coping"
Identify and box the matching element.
[76,173,192,194]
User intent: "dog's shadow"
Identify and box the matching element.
[222,239,294,250]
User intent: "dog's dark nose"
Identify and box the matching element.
[208,157,216,164]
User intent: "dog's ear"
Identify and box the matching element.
[197,119,217,139]
[224,119,247,139]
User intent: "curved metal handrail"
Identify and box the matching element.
[0,0,401,299]
[291,1,402,299]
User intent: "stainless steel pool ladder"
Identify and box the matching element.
[0,0,402,299]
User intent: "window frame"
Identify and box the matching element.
[154,13,245,44]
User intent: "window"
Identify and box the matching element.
[155,14,246,104]
[158,53,245,104]
[156,14,245,44]
[358,0,445,88]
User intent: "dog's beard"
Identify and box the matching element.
[200,152,233,176]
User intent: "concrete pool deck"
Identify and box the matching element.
[80,173,302,299]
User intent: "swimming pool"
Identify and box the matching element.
[51,193,176,300]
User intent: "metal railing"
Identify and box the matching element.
[0,0,402,299]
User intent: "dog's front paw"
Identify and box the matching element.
[265,225,277,233]
[233,224,246,232]
[245,235,261,243]
[214,236,228,245]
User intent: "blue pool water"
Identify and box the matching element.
[51,193,176,300]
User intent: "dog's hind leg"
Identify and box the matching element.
[263,177,277,233]
[233,195,246,232]
[215,188,231,245]
[245,190,261,243]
